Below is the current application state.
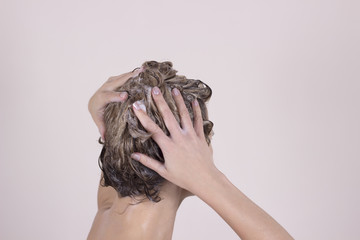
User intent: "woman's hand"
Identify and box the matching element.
[88,68,142,140]
[130,86,218,194]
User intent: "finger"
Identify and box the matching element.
[132,101,170,147]
[104,68,142,91]
[192,99,205,138]
[152,87,181,135]
[171,88,193,131]
[131,153,167,178]
[103,91,128,104]
[94,91,128,109]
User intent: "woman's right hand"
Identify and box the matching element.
[130,86,219,194]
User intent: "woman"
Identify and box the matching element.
[87,61,293,240]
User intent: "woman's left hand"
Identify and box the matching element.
[88,68,142,140]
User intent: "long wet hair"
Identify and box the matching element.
[99,61,213,202]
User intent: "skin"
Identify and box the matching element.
[88,68,294,240]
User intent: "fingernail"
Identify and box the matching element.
[131,153,140,161]
[194,99,199,106]
[133,100,146,112]
[152,87,160,95]
[172,88,180,96]
[119,92,128,99]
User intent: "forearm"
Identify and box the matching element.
[194,169,293,240]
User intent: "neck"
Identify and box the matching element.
[109,182,184,240]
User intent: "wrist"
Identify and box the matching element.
[190,166,228,199]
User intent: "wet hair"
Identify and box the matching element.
[99,61,213,202]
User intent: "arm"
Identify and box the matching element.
[195,170,292,240]
[130,86,293,240]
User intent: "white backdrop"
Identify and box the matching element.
[1,0,359,239]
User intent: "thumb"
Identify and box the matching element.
[104,91,128,104]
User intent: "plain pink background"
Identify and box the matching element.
[1,0,359,239]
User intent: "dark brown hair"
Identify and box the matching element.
[99,61,213,202]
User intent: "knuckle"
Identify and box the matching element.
[141,118,154,131]
[142,120,159,134]
[184,129,197,139]
[155,96,168,107]
[152,127,163,137]
[179,109,190,118]
[144,156,151,165]
[140,119,151,129]
[194,111,202,121]
[161,107,176,121]
[163,109,174,119]
[156,103,167,113]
